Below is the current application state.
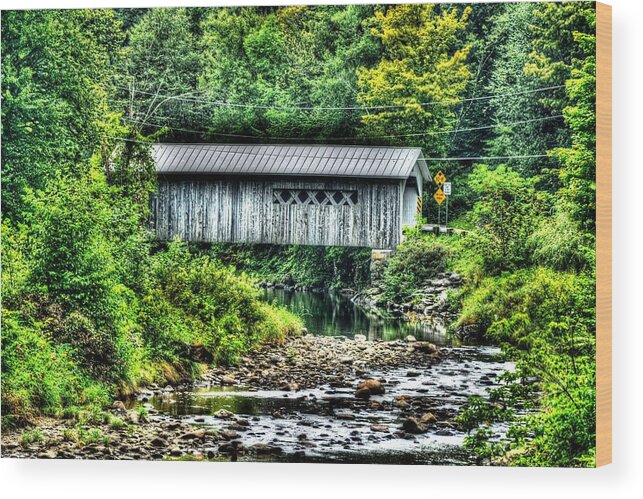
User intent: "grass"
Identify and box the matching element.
[63,427,111,446]
[107,415,126,429]
[20,429,43,446]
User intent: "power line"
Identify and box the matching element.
[103,135,554,163]
[425,154,551,161]
[113,84,565,111]
[121,114,564,142]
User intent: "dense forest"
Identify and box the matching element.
[1,2,596,466]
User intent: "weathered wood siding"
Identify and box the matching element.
[151,177,403,249]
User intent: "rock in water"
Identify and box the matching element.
[413,342,439,354]
[249,443,283,455]
[355,379,385,398]
[179,429,207,440]
[213,409,235,419]
[420,412,437,425]
[219,430,239,440]
[355,388,372,399]
[401,417,427,434]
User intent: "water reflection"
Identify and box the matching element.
[261,288,454,345]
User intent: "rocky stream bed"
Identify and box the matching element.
[2,332,513,464]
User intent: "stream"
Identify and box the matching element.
[137,289,513,465]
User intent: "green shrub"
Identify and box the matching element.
[208,243,371,289]
[142,240,303,366]
[1,310,110,422]
[528,209,593,271]
[381,235,452,300]
[20,429,43,446]
[464,164,540,274]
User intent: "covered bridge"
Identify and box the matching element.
[151,144,430,250]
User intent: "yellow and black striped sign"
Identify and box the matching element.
[416,196,422,213]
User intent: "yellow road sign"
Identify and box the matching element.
[416,196,422,213]
[434,170,447,186]
[433,188,446,205]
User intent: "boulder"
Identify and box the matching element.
[150,437,168,447]
[219,430,239,440]
[248,443,283,455]
[213,408,236,419]
[420,412,437,425]
[355,379,385,398]
[269,354,283,364]
[401,417,427,434]
[179,429,207,440]
[413,342,439,354]
[354,334,367,342]
[112,400,127,412]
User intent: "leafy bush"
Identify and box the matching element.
[1,310,110,423]
[146,241,303,365]
[464,164,540,274]
[528,209,593,271]
[381,235,452,300]
[208,243,372,289]
[1,174,303,423]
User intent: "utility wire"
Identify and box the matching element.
[121,114,564,142]
[113,84,565,111]
[424,154,551,161]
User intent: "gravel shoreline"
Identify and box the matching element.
[2,334,452,461]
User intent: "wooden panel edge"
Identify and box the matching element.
[596,1,612,468]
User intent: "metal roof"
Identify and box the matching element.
[152,143,429,181]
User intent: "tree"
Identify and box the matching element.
[198,5,379,141]
[484,2,567,178]
[119,8,202,135]
[1,9,123,218]
[547,5,597,232]
[356,4,472,156]
[466,164,540,273]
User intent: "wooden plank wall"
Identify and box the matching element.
[151,177,403,249]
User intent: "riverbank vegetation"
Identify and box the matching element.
[2,3,596,466]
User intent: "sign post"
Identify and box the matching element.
[433,171,447,226]
[443,182,451,227]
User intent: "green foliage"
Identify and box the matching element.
[208,243,372,290]
[1,310,110,423]
[119,8,202,133]
[381,235,452,301]
[143,240,303,365]
[20,429,43,446]
[483,2,567,177]
[464,164,540,274]
[198,5,379,140]
[528,209,593,271]
[1,9,123,219]
[357,4,471,154]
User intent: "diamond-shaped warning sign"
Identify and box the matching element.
[434,170,447,186]
[433,188,446,205]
